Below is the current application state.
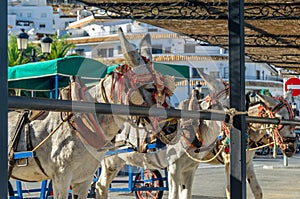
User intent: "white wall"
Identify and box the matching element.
[8,5,55,35]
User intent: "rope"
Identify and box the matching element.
[247,141,275,151]
[184,144,226,163]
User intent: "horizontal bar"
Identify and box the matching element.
[8,96,227,121]
[8,96,300,126]
[287,85,300,89]
[13,151,35,159]
[108,187,131,192]
[105,148,135,156]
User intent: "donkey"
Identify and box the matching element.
[95,76,298,199]
[95,71,229,199]
[8,27,177,199]
[178,92,297,199]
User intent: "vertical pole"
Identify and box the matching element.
[0,0,8,197]
[31,48,36,62]
[55,75,59,99]
[283,155,288,167]
[228,0,246,199]
[16,181,23,198]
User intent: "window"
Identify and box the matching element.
[192,67,204,78]
[110,26,117,34]
[152,45,163,54]
[184,44,196,53]
[256,70,260,80]
[165,47,171,53]
[108,48,114,57]
[27,12,32,18]
[39,24,46,28]
[126,24,132,33]
[98,49,107,57]
[75,49,84,56]
[16,21,31,26]
[117,46,122,54]
[224,67,229,79]
[148,28,158,32]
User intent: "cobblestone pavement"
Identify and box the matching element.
[9,153,300,199]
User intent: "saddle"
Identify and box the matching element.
[8,110,49,180]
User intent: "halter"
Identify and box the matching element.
[181,83,228,150]
[100,58,177,147]
[107,57,171,108]
[248,97,295,152]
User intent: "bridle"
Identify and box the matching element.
[248,96,296,151]
[181,84,228,151]
[99,58,178,145]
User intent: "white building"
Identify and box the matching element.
[65,17,283,106]
[8,0,77,38]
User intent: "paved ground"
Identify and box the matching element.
[9,153,300,199]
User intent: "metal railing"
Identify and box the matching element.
[8,96,300,126]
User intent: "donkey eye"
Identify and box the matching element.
[146,88,155,93]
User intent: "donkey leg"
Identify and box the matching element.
[224,155,230,199]
[246,160,262,199]
[95,157,126,199]
[180,164,198,199]
[168,163,181,199]
[52,177,71,199]
[71,180,93,199]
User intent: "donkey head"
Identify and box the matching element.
[178,70,228,155]
[99,27,177,142]
[250,93,297,157]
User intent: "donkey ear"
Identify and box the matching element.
[196,68,225,93]
[256,93,277,107]
[138,34,152,61]
[284,90,293,102]
[118,27,145,67]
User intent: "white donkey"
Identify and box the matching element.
[95,71,229,199]
[186,92,297,199]
[96,78,298,199]
[8,27,177,199]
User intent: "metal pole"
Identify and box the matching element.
[0,0,8,197]
[8,96,300,126]
[228,0,246,198]
[283,155,288,167]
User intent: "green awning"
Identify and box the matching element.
[107,62,190,82]
[8,57,189,91]
[8,56,108,91]
[153,62,190,81]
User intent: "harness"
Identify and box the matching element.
[64,76,112,150]
[8,110,49,181]
[184,91,296,163]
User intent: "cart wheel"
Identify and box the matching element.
[8,181,14,196]
[134,170,164,199]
